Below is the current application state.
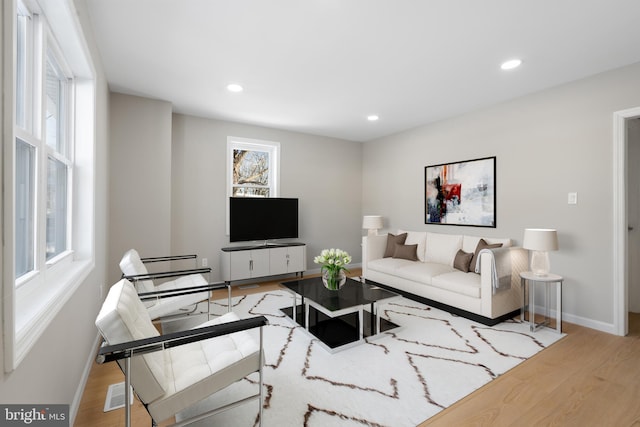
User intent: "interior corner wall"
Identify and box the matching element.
[170,114,363,279]
[362,61,640,332]
[108,93,173,284]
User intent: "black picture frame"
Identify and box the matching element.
[424,156,496,227]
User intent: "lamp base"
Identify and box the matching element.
[367,229,379,236]
[530,251,550,276]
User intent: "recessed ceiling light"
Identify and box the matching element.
[500,59,522,70]
[226,83,243,92]
[367,115,379,121]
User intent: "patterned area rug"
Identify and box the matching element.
[174,289,564,426]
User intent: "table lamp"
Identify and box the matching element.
[522,228,558,276]
[362,215,383,236]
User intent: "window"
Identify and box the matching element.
[14,2,73,279]
[15,139,35,277]
[228,137,280,198]
[226,137,280,236]
[5,0,96,370]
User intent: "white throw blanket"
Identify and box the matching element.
[475,248,512,294]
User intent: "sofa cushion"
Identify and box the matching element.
[398,230,427,261]
[431,271,481,298]
[393,244,419,261]
[453,249,474,273]
[470,239,503,272]
[368,258,455,282]
[384,233,407,257]
[399,262,456,283]
[368,257,419,275]
[425,233,463,266]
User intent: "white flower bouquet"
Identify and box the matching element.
[314,248,352,290]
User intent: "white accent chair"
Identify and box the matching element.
[95,279,267,427]
[119,249,230,321]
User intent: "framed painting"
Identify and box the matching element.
[424,156,496,227]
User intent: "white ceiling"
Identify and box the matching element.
[85,0,640,142]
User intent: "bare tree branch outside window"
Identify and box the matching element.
[233,149,270,197]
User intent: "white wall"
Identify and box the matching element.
[363,62,640,332]
[0,0,110,421]
[171,114,363,279]
[108,93,173,284]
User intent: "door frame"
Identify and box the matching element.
[613,106,640,336]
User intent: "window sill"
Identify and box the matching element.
[14,258,93,366]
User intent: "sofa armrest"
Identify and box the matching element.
[363,235,387,261]
[479,247,528,318]
[362,234,387,277]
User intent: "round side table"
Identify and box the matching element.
[520,271,563,333]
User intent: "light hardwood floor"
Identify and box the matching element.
[76,275,640,426]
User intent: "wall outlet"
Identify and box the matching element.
[568,192,578,205]
[202,258,208,267]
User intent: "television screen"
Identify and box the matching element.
[229,197,299,243]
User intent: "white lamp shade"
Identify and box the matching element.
[362,215,383,233]
[522,229,558,251]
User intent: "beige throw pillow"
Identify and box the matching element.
[453,249,474,273]
[393,244,419,261]
[384,233,408,257]
[470,239,503,272]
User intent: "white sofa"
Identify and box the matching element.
[362,230,528,325]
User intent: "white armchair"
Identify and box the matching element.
[119,249,230,321]
[95,279,267,426]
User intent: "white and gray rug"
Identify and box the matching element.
[174,290,564,426]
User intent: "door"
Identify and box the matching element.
[628,118,640,313]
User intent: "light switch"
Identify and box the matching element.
[568,192,578,205]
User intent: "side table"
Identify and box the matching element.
[520,271,563,333]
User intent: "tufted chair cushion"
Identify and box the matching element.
[95,279,167,403]
[119,249,156,294]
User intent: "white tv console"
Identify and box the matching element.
[220,242,306,283]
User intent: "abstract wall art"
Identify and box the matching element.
[425,156,496,227]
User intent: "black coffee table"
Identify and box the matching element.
[280,277,401,352]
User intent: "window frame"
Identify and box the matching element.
[3,0,96,371]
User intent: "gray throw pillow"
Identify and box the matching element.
[453,249,474,273]
[393,244,419,261]
[384,233,408,257]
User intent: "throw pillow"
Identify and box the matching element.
[470,239,503,272]
[384,233,408,258]
[453,249,474,273]
[393,244,419,261]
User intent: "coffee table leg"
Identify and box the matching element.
[291,293,297,323]
[359,307,364,339]
[305,301,310,331]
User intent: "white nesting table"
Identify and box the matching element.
[520,271,563,333]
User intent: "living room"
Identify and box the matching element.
[2,0,640,425]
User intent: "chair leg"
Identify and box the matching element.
[124,358,131,427]
[258,326,264,426]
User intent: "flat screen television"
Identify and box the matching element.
[229,197,299,243]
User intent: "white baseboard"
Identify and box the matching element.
[530,305,616,335]
[70,332,102,426]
